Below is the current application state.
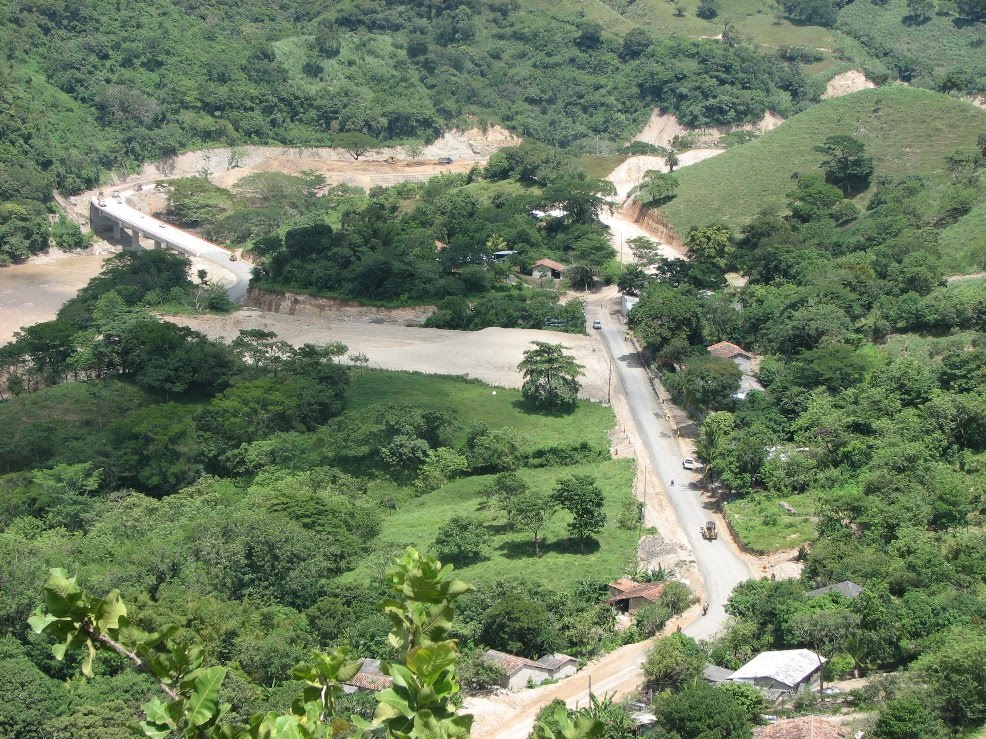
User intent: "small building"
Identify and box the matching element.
[531,208,568,219]
[807,581,863,600]
[536,653,578,679]
[342,658,393,694]
[622,294,640,316]
[607,578,668,614]
[491,250,517,260]
[729,649,826,693]
[483,649,577,690]
[753,716,850,739]
[702,665,735,684]
[708,341,753,372]
[531,258,567,280]
[707,341,763,400]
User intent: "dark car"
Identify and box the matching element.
[437,157,454,164]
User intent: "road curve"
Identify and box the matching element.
[92,193,254,301]
[590,294,752,639]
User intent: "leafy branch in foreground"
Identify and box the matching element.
[29,548,475,738]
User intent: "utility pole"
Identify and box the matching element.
[607,358,612,404]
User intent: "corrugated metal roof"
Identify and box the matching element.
[730,649,825,688]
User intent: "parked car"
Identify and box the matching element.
[682,458,695,470]
[437,157,453,164]
[592,320,602,329]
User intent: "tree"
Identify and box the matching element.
[697,0,720,18]
[434,516,491,565]
[541,178,615,224]
[518,341,585,410]
[913,628,986,729]
[955,0,986,19]
[29,548,478,739]
[685,224,733,270]
[332,132,380,160]
[552,474,607,551]
[618,264,648,295]
[513,487,556,556]
[873,695,949,739]
[815,135,874,196]
[484,471,531,524]
[628,285,704,365]
[906,0,934,20]
[634,170,679,205]
[657,684,752,739]
[781,0,838,26]
[415,446,469,491]
[480,591,563,658]
[658,581,696,615]
[667,352,742,410]
[643,633,706,690]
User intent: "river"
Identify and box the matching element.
[0,252,111,345]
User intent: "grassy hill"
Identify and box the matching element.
[660,86,986,247]
[338,371,641,590]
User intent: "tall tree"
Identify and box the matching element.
[815,135,874,195]
[513,488,556,557]
[518,342,585,410]
[552,474,607,552]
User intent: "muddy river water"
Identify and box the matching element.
[0,252,111,345]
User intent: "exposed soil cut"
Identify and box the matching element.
[821,70,877,99]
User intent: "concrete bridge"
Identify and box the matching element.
[90,192,253,301]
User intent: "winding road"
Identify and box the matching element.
[469,290,752,738]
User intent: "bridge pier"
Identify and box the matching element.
[112,222,121,240]
[130,228,142,248]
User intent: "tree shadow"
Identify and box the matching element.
[902,13,932,26]
[510,398,579,417]
[496,536,601,559]
[614,352,645,369]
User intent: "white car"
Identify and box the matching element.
[682,458,695,470]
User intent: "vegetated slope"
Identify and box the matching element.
[660,86,986,237]
[837,0,986,92]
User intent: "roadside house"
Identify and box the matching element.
[483,649,578,690]
[753,716,850,739]
[707,341,763,399]
[342,658,393,694]
[607,578,668,614]
[729,649,826,693]
[531,258,567,280]
[702,665,735,684]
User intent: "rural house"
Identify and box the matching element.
[342,658,393,694]
[484,649,578,690]
[753,715,851,738]
[607,577,668,614]
[707,341,764,399]
[531,258,567,280]
[729,649,826,693]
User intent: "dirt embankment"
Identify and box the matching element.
[244,286,435,325]
[93,126,520,192]
[618,201,686,252]
[632,109,784,150]
[821,70,876,99]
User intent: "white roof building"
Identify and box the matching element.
[730,649,826,692]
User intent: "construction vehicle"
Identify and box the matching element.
[701,520,718,540]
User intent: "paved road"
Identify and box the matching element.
[92,193,254,301]
[589,294,752,639]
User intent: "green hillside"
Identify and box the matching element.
[661,86,986,242]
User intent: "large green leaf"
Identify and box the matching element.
[186,666,227,726]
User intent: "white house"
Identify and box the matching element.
[483,649,578,690]
[729,649,826,693]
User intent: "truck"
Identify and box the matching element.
[700,520,718,540]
